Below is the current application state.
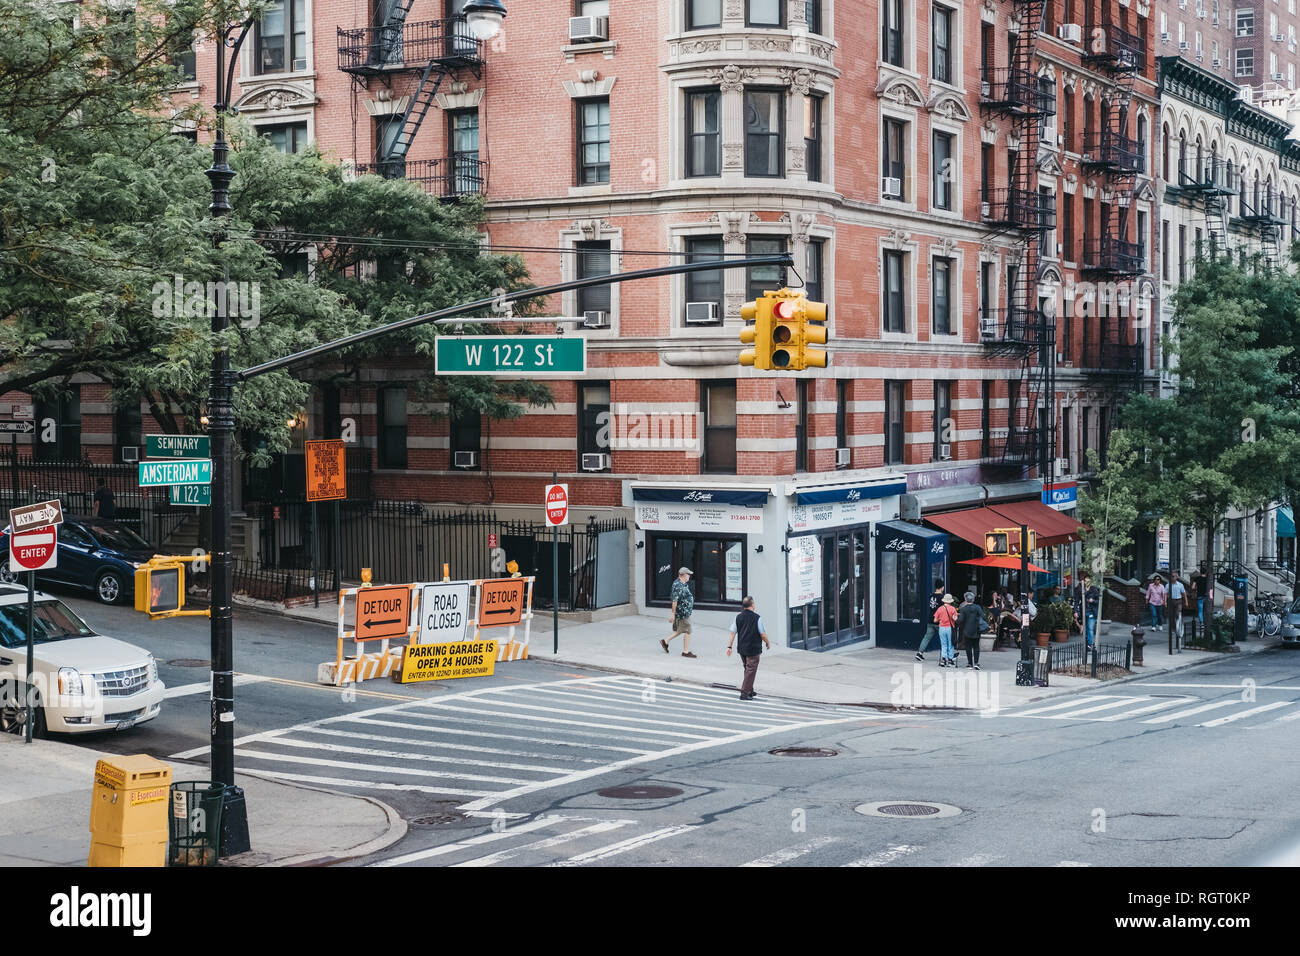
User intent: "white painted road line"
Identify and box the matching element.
[1272,707,1300,723]
[740,836,839,867]
[1038,697,1150,719]
[549,825,697,866]
[1135,682,1300,691]
[373,815,563,867]
[297,726,610,764]
[452,821,631,867]
[1140,700,1240,724]
[418,698,731,738]
[350,715,656,754]
[1094,698,1195,721]
[163,674,268,699]
[1198,701,1294,726]
[953,853,1003,867]
[1010,697,1108,718]
[241,769,498,797]
[263,735,568,775]
[233,748,533,786]
[842,844,920,867]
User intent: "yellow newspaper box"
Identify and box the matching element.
[88,755,172,867]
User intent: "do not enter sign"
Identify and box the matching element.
[545,483,569,527]
[8,525,57,573]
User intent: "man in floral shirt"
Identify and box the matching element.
[660,567,697,658]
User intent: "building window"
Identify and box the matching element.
[836,380,848,461]
[577,98,610,185]
[576,240,612,316]
[703,382,737,474]
[1237,8,1255,35]
[1007,379,1019,433]
[1237,48,1255,75]
[883,0,905,67]
[260,122,309,154]
[579,383,610,467]
[804,93,824,182]
[449,109,481,194]
[932,257,952,334]
[170,31,196,82]
[806,0,823,34]
[932,130,954,210]
[883,249,907,333]
[1061,406,1072,472]
[980,260,993,327]
[885,381,905,464]
[685,89,721,177]
[981,143,993,203]
[744,89,784,177]
[1062,89,1073,152]
[1162,219,1170,280]
[806,239,825,303]
[685,235,724,325]
[933,380,953,460]
[980,380,991,458]
[932,4,954,83]
[883,118,907,200]
[746,0,782,27]
[1039,185,1053,256]
[33,387,81,462]
[649,534,745,608]
[113,401,142,464]
[795,379,809,473]
[1137,210,1148,270]
[577,0,609,12]
[1178,223,1187,281]
[255,0,306,74]
[374,115,403,175]
[687,0,722,29]
[747,237,787,301]
[1062,193,1074,261]
[377,387,407,470]
[450,407,481,470]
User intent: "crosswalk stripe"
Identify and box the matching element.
[297,726,610,765]
[428,695,748,735]
[549,825,696,866]
[241,769,497,798]
[452,821,631,867]
[587,679,837,717]
[1055,860,1091,867]
[263,735,569,775]
[164,674,268,699]
[350,715,657,753]
[1009,697,1108,717]
[740,836,839,867]
[953,853,1003,866]
[1141,700,1240,724]
[373,815,563,867]
[842,844,920,867]
[233,748,534,786]
[1036,697,1150,719]
[414,700,716,740]
[1199,701,1294,726]
[1094,698,1195,721]
[1272,707,1300,723]
[512,683,783,728]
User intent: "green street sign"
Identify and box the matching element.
[169,484,211,506]
[434,336,586,376]
[139,459,211,487]
[145,434,210,459]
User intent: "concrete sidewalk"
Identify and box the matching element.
[0,733,405,867]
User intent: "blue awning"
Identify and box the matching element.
[632,487,768,507]
[796,481,908,506]
[1280,505,1295,538]
[876,520,949,563]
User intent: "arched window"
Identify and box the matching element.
[1292,195,1298,239]
[1178,131,1187,183]
[1211,143,1219,187]
[1254,173,1261,212]
[1239,166,1248,215]
[1162,123,1171,180]
[1137,115,1148,173]
[1196,136,1204,182]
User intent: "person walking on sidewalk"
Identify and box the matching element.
[1170,571,1186,637]
[934,594,959,667]
[1146,574,1167,628]
[958,591,983,669]
[1074,573,1101,647]
[661,567,697,658]
[727,596,770,700]
[916,579,946,661]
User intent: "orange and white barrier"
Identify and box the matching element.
[468,576,535,662]
[318,583,416,686]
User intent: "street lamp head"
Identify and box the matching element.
[463,0,507,40]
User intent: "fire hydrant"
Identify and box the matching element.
[1131,625,1146,666]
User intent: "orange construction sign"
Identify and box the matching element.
[478,578,525,628]
[355,585,411,641]
[306,440,347,502]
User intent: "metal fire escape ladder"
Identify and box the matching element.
[383,60,445,164]
[374,0,418,66]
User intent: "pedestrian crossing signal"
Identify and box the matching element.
[985,532,1011,556]
[133,556,210,620]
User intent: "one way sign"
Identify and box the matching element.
[9,499,64,534]
[0,421,35,434]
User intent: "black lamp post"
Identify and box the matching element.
[203,13,257,857]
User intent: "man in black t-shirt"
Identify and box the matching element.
[916,580,945,662]
[727,596,770,701]
[93,478,116,520]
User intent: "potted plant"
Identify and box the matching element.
[1050,601,1072,643]
[1031,608,1052,646]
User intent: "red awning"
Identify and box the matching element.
[988,501,1086,548]
[959,556,1049,572]
[924,507,1010,548]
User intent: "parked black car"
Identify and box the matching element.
[0,518,155,604]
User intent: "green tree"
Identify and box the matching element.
[1078,430,1142,631]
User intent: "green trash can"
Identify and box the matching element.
[168,781,227,866]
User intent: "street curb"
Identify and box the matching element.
[233,598,338,630]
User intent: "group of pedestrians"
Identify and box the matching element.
[915,580,985,669]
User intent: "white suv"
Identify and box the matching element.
[0,584,165,736]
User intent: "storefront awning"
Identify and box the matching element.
[632,487,768,507]
[1280,505,1296,538]
[987,500,1087,547]
[794,480,907,505]
[959,555,1049,573]
[923,507,1010,548]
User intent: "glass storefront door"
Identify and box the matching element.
[789,526,869,650]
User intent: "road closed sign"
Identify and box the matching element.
[545,483,569,526]
[355,585,411,641]
[419,582,471,644]
[477,578,525,628]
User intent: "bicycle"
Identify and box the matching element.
[1255,592,1285,638]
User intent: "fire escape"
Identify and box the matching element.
[979,0,1056,476]
[337,5,487,198]
[1237,179,1286,265]
[1079,13,1146,393]
[1177,156,1235,259]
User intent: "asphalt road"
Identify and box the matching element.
[49,588,1300,867]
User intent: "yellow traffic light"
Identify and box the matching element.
[133,556,210,620]
[798,296,829,369]
[739,296,774,369]
[741,290,831,370]
[985,532,1011,556]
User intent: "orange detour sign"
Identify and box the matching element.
[355,585,412,640]
[306,439,347,502]
[478,578,525,628]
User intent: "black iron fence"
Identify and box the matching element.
[189,560,337,606]
[1048,640,1133,676]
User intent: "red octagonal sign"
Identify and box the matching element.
[545,483,569,527]
[8,525,58,573]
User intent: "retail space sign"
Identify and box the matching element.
[395,639,498,683]
[789,498,883,533]
[1042,481,1078,511]
[724,541,744,602]
[435,336,586,376]
[787,535,822,606]
[419,582,471,644]
[635,502,764,535]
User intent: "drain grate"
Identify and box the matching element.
[597,785,683,800]
[877,803,941,817]
[769,747,839,757]
[411,802,468,826]
[856,800,962,819]
[167,659,210,667]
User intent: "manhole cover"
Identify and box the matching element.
[597,785,683,800]
[855,801,962,819]
[411,802,468,826]
[769,747,839,757]
[167,659,210,667]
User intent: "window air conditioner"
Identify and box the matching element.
[1238,85,1254,103]
[1161,32,1170,42]
[836,447,850,467]
[1179,41,1190,50]
[1276,34,1287,41]
[981,79,991,96]
[979,315,999,338]
[685,301,719,324]
[1178,0,1186,8]
[581,453,610,471]
[1213,58,1222,67]
[1196,51,1205,60]
[121,446,139,463]
[453,451,478,469]
[292,57,307,71]
[583,310,610,329]
[881,176,902,198]
[1055,457,1070,477]
[1237,28,1252,38]
[1058,23,1083,42]
[569,16,609,43]
[939,443,953,461]
[1275,72,1287,80]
